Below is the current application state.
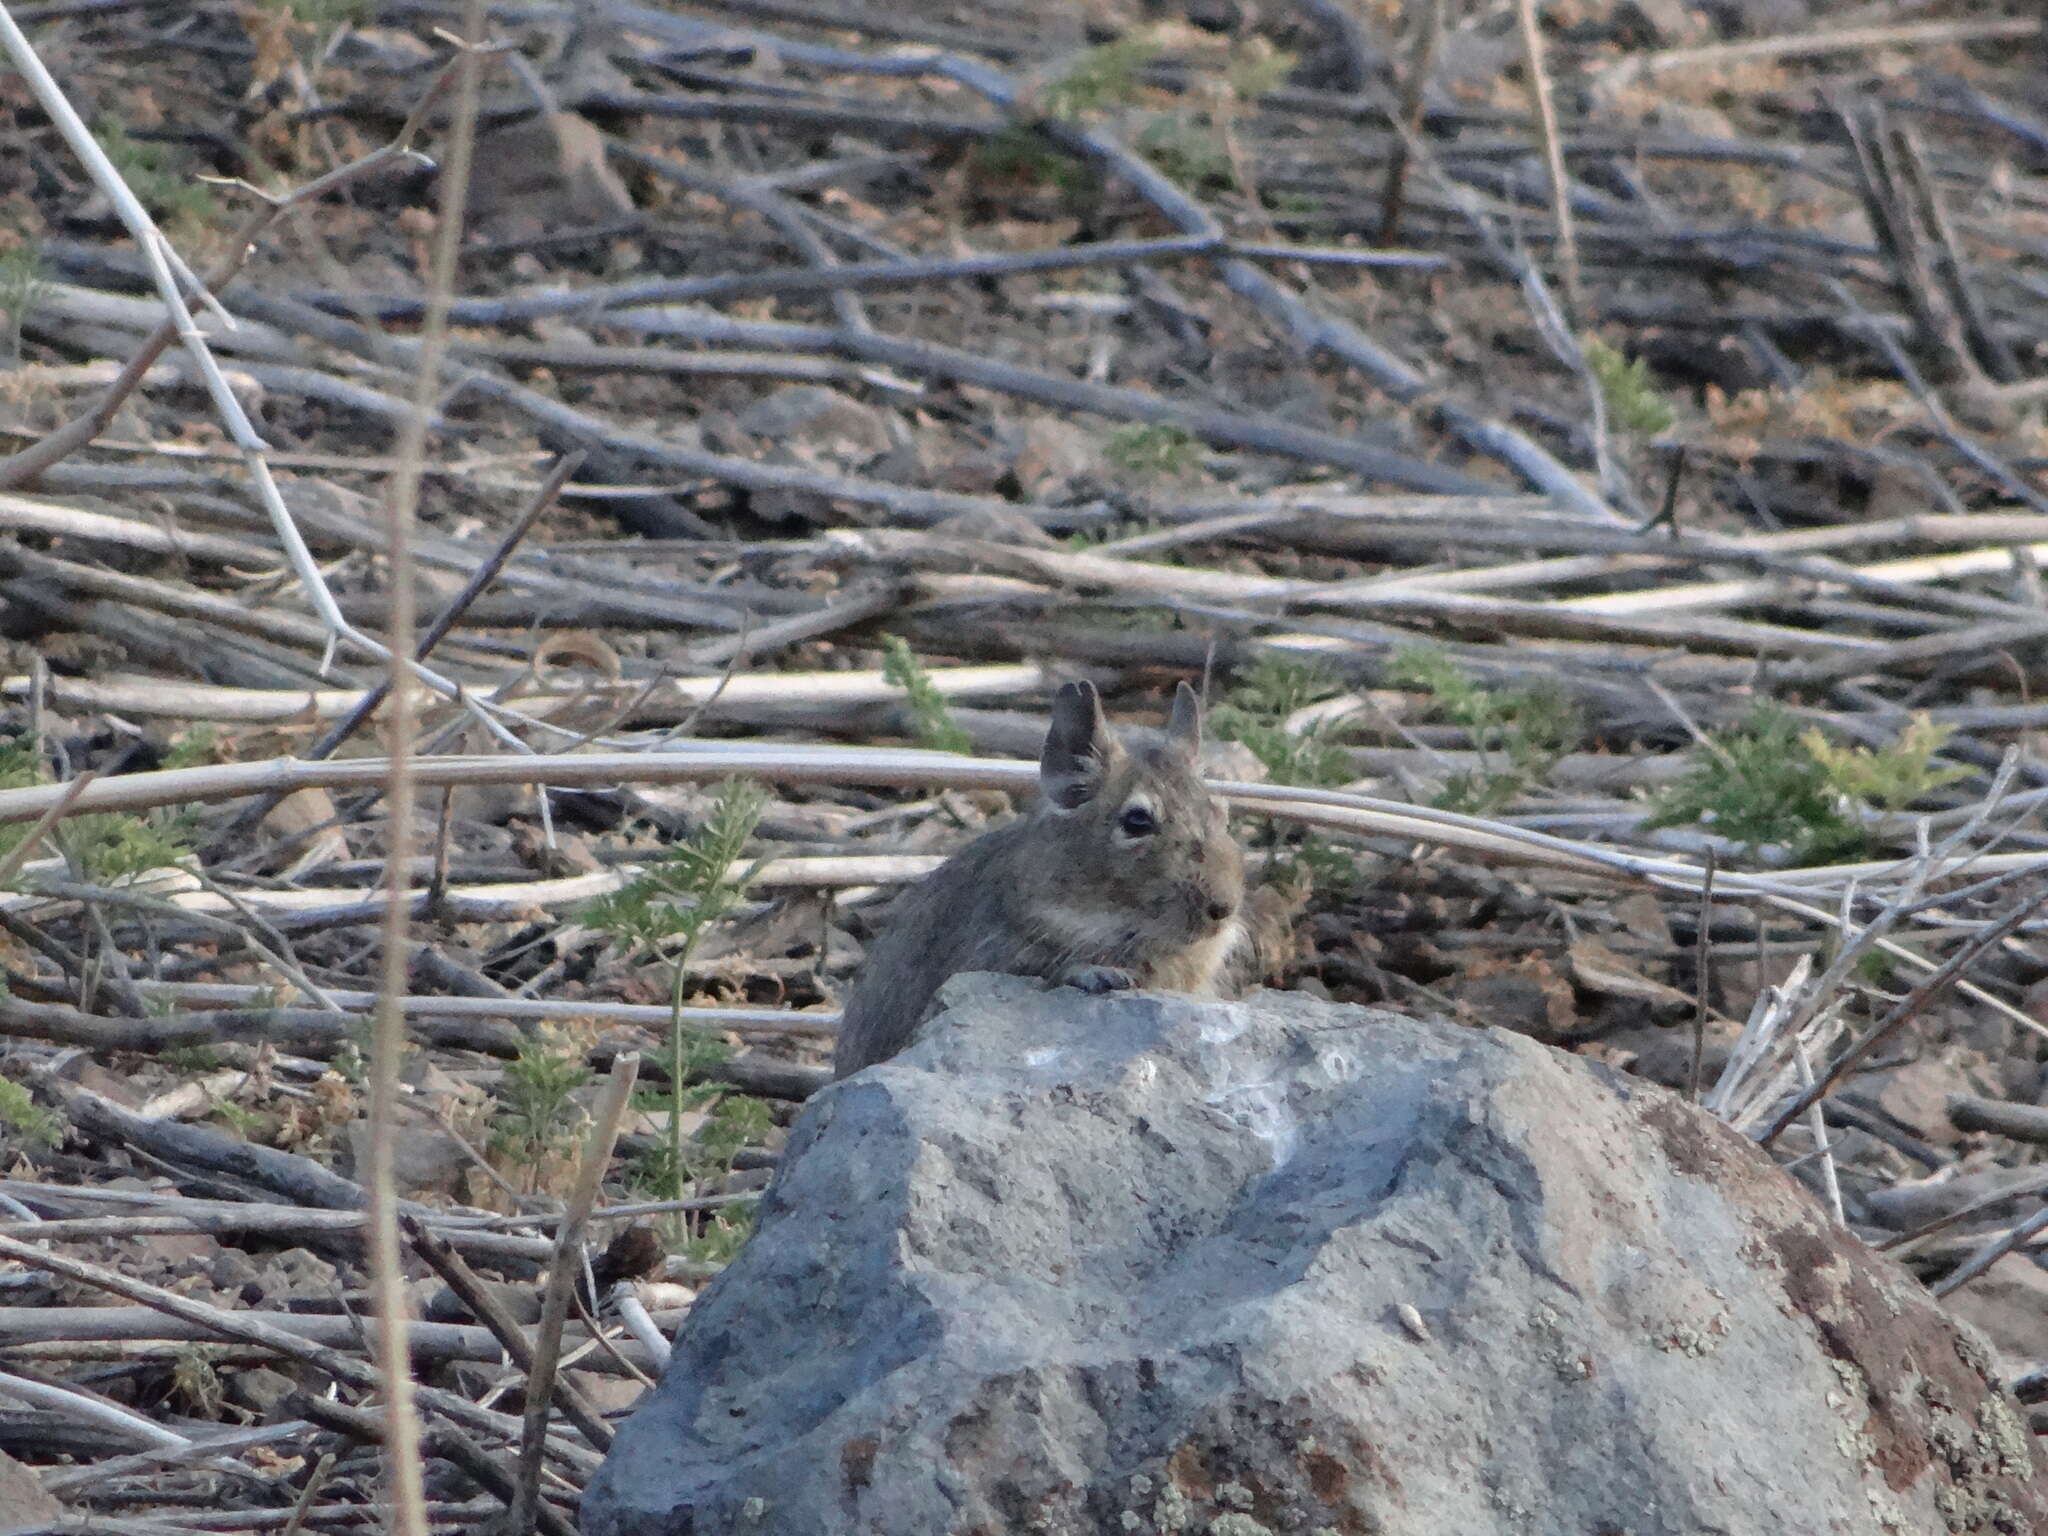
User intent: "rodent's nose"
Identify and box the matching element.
[1206,899,1235,924]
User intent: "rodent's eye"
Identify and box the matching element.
[1118,805,1157,837]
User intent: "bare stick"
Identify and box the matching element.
[1605,15,2044,87]
[1759,886,2048,1145]
[0,12,352,642]
[361,9,487,1535]
[1378,0,1445,246]
[1513,0,1582,328]
[1794,1043,1843,1223]
[402,1215,614,1451]
[1948,1095,2048,1145]
[0,15,517,746]
[220,450,582,843]
[1932,1200,2048,1299]
[0,769,94,889]
[0,65,454,489]
[0,1365,190,1451]
[508,1052,641,1534]
[279,1452,335,1536]
[1689,848,1715,1104]
[0,1231,540,1447]
[290,1392,579,1536]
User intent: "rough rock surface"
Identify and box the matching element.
[581,978,2048,1536]
[0,1444,62,1534]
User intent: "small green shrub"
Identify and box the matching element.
[1387,648,1581,814]
[488,1027,593,1174]
[94,122,214,227]
[1583,335,1675,437]
[209,1099,264,1139]
[683,1204,756,1266]
[247,0,373,39]
[0,1074,60,1151]
[1646,704,1857,862]
[1043,35,1160,120]
[0,737,195,888]
[627,1033,771,1259]
[1209,656,1355,789]
[1801,714,1969,813]
[969,126,1093,196]
[1649,707,1970,864]
[1226,38,1295,103]
[696,1092,773,1173]
[59,809,199,885]
[1207,658,1365,890]
[583,780,766,959]
[1134,113,1234,192]
[1106,422,1202,478]
[881,636,973,755]
[584,779,767,1210]
[0,242,47,362]
[1270,831,1365,896]
[159,726,218,771]
[170,1346,224,1418]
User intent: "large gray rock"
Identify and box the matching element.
[581,979,2048,1536]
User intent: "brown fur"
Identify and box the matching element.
[833,680,1251,1078]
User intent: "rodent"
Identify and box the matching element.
[833,678,1249,1078]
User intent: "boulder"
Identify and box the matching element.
[581,979,2047,1536]
[465,112,634,239]
[0,1445,62,1534]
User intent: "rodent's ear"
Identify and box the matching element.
[1165,680,1203,762]
[1041,680,1116,809]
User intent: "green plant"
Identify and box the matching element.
[627,1035,770,1255]
[248,0,373,39]
[333,1007,410,1085]
[489,1027,593,1182]
[0,1074,60,1151]
[209,1099,264,1139]
[1270,831,1364,896]
[1226,38,1295,103]
[697,1091,772,1169]
[1134,113,1234,192]
[1583,335,1675,437]
[1645,703,1862,863]
[0,242,47,362]
[1801,714,1968,813]
[881,636,973,755]
[683,1204,756,1266]
[170,1346,224,1418]
[159,726,218,772]
[1208,656,1356,789]
[0,737,194,888]
[968,126,1092,197]
[94,122,214,227]
[0,740,38,879]
[625,1034,730,1190]
[1105,422,1202,478]
[1043,34,1160,120]
[583,779,767,1205]
[59,808,198,885]
[1387,647,1582,815]
[1650,708,1970,865]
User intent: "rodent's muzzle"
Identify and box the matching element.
[1184,884,1238,933]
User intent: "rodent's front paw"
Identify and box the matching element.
[1061,965,1135,995]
